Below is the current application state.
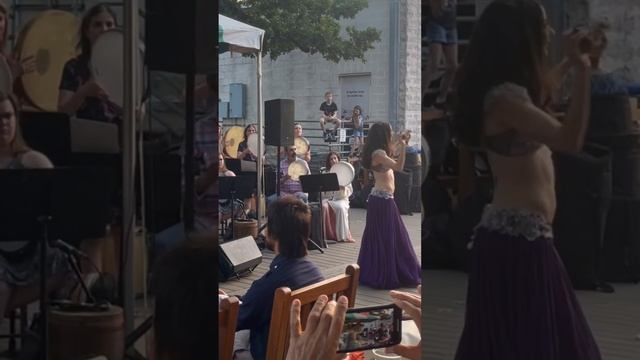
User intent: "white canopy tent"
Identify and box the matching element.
[219,14,267,225]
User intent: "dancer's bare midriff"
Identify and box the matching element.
[488,145,556,224]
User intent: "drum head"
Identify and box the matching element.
[223,126,244,158]
[330,161,355,186]
[294,137,309,155]
[17,10,78,111]
[288,159,308,181]
[0,56,13,94]
[247,133,259,155]
[90,29,144,108]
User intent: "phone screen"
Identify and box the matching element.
[337,304,402,353]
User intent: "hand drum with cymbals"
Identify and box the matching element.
[224,126,245,159]
[16,10,78,111]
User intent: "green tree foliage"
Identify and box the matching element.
[220,0,382,62]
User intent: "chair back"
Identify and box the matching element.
[265,264,359,360]
[219,296,240,360]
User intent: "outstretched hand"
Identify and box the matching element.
[285,295,348,360]
[389,285,422,360]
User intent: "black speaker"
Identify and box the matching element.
[219,236,263,281]
[146,0,216,74]
[265,99,295,146]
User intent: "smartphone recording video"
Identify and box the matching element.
[337,304,402,353]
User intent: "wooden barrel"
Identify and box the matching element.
[49,305,124,360]
[233,219,258,239]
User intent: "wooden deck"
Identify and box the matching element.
[219,208,423,307]
[422,269,640,360]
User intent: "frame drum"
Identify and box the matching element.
[90,29,144,108]
[287,159,309,181]
[16,10,78,111]
[0,56,13,94]
[294,136,309,155]
[223,126,244,158]
[329,161,355,187]
[247,133,259,156]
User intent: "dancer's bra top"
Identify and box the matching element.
[475,205,553,241]
[370,149,392,172]
[483,82,543,157]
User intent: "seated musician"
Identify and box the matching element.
[57,4,120,123]
[0,91,73,324]
[322,152,354,242]
[220,196,324,360]
[237,124,258,161]
[278,122,311,162]
[267,145,310,205]
[293,122,311,162]
[319,91,341,132]
[0,2,36,84]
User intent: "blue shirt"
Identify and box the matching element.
[236,255,324,360]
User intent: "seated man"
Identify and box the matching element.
[267,145,310,205]
[223,196,324,360]
[319,91,340,133]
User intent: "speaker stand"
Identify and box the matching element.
[276,145,281,198]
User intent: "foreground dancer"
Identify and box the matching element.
[454,1,601,359]
[357,122,420,289]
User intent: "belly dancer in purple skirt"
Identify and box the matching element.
[357,122,421,290]
[452,1,601,359]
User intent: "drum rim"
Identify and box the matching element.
[223,126,245,159]
[330,161,355,186]
[16,10,78,111]
[247,132,259,154]
[288,159,309,179]
[294,136,310,155]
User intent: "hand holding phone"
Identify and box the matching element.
[388,286,422,360]
[286,295,349,360]
[336,303,403,353]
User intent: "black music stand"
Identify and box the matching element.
[0,169,57,360]
[219,176,255,239]
[300,173,340,252]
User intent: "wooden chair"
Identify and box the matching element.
[265,264,360,360]
[218,296,240,360]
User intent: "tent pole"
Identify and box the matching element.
[121,0,137,335]
[257,50,264,225]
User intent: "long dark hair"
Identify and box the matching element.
[243,124,256,140]
[0,2,8,51]
[78,3,117,60]
[454,0,547,147]
[325,151,341,170]
[362,122,391,169]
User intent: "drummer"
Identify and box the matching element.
[293,122,311,162]
[278,122,311,162]
[237,124,258,161]
[267,144,310,206]
[0,1,36,86]
[57,4,120,123]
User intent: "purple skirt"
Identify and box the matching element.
[357,190,421,289]
[455,206,601,360]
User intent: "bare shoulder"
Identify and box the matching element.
[21,151,54,169]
